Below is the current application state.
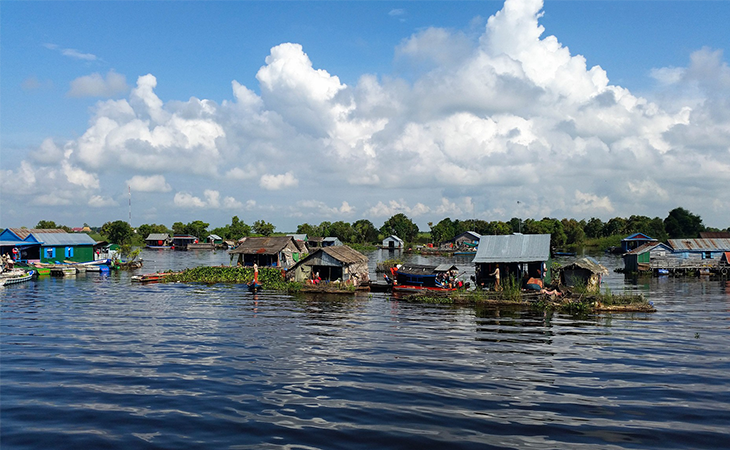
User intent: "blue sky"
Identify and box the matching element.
[2,0,729,231]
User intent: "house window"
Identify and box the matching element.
[65,247,74,258]
[46,248,56,258]
[704,252,712,259]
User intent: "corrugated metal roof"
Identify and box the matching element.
[9,228,67,239]
[472,234,551,263]
[668,238,730,252]
[145,233,169,240]
[33,232,96,246]
[624,242,671,255]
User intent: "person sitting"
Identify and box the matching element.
[524,277,543,291]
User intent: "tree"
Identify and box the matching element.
[562,218,585,245]
[229,216,251,239]
[584,217,604,238]
[36,220,71,232]
[352,219,378,243]
[380,213,419,242]
[664,207,704,239]
[604,217,627,237]
[430,218,457,244]
[252,220,275,236]
[137,223,170,239]
[101,220,134,244]
[296,223,319,237]
[329,221,355,243]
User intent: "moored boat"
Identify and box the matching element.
[1,269,34,286]
[391,264,461,294]
[131,272,172,283]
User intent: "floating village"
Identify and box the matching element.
[3,226,730,313]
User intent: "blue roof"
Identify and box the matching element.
[472,234,551,263]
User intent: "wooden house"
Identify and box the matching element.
[621,233,658,253]
[171,235,198,250]
[145,233,171,248]
[451,231,481,247]
[622,242,674,272]
[382,235,404,249]
[560,257,608,292]
[0,228,43,262]
[286,246,369,285]
[472,234,551,288]
[229,236,306,269]
[2,228,96,263]
[667,238,730,264]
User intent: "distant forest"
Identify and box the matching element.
[31,207,728,248]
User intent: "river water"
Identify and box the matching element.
[1,249,729,449]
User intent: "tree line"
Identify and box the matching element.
[32,207,726,246]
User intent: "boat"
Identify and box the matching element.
[1,269,34,286]
[391,264,460,294]
[131,272,172,283]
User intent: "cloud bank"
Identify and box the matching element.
[4,0,729,228]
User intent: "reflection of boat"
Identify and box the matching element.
[1,269,34,286]
[392,264,459,293]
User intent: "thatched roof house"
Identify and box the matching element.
[560,257,608,292]
[229,236,306,269]
[286,245,369,285]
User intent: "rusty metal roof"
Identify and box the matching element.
[668,238,730,252]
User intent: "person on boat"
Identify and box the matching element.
[489,265,500,290]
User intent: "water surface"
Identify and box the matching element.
[2,250,729,449]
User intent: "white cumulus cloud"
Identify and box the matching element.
[68,70,129,98]
[127,175,172,193]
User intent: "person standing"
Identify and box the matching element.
[490,265,500,291]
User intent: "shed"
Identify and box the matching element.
[145,233,171,247]
[560,257,608,292]
[621,233,658,253]
[322,237,343,247]
[229,236,305,269]
[382,235,404,249]
[207,234,223,244]
[287,246,369,285]
[622,242,674,272]
[472,234,551,288]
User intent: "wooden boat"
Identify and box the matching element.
[1,269,34,286]
[131,272,172,283]
[391,264,460,294]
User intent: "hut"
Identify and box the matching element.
[229,236,306,269]
[382,235,404,249]
[621,233,658,253]
[145,233,171,248]
[560,257,608,292]
[622,242,674,272]
[286,246,369,285]
[472,234,551,289]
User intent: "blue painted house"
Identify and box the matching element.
[1,228,97,263]
[621,233,658,253]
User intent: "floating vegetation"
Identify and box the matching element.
[164,266,289,290]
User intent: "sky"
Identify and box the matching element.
[1,0,729,232]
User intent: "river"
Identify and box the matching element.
[1,248,729,449]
